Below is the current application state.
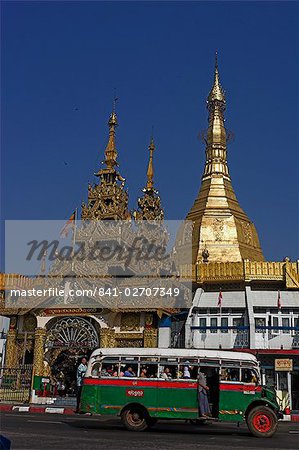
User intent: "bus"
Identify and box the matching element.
[79,348,282,438]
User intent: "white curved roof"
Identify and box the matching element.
[90,347,257,364]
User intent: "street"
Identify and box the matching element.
[1,412,299,450]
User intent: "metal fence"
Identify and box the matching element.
[0,365,33,403]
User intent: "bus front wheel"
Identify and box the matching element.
[246,406,278,438]
[121,406,149,432]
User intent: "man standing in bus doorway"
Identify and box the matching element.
[75,357,88,413]
[197,369,211,418]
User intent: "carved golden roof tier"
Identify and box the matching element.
[286,264,299,289]
[186,55,264,263]
[191,260,299,286]
[0,273,33,290]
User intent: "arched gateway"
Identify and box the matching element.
[46,316,99,350]
[44,316,100,396]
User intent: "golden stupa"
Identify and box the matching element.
[187,54,264,263]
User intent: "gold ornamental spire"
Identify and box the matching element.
[186,54,264,263]
[146,136,155,190]
[104,99,118,169]
[134,136,164,221]
[207,51,226,103]
[82,99,130,220]
[203,52,230,180]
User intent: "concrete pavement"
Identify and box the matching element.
[1,411,299,450]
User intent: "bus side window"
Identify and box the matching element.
[91,363,101,377]
[178,359,198,379]
[100,358,120,377]
[138,357,159,378]
[111,363,121,377]
[101,363,113,377]
[242,368,258,384]
[221,367,240,382]
[120,358,139,377]
[159,358,178,379]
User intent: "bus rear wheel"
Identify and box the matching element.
[121,407,149,432]
[247,406,278,438]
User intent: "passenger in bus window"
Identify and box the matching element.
[112,365,119,377]
[220,368,229,381]
[119,365,125,377]
[91,364,100,377]
[161,367,172,380]
[177,367,183,378]
[140,367,147,378]
[183,365,191,379]
[101,365,112,377]
[124,366,136,377]
[228,368,239,381]
[242,368,257,384]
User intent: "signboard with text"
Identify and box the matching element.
[275,358,293,372]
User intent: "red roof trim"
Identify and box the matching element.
[231,348,299,355]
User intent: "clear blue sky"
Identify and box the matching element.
[1,1,299,262]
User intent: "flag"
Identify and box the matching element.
[277,290,281,309]
[217,290,222,308]
[60,211,76,238]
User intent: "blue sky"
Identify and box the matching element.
[1,1,299,262]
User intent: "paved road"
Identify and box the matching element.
[1,412,299,450]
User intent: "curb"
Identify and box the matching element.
[0,404,75,415]
[1,404,298,421]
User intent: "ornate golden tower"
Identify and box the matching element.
[81,107,131,220]
[187,54,264,263]
[134,137,164,221]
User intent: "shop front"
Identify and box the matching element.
[259,351,299,414]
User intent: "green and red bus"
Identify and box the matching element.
[80,348,282,437]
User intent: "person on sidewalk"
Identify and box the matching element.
[75,357,88,413]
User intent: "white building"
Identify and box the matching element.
[185,288,299,412]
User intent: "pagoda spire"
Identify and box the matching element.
[146,136,155,190]
[134,136,164,221]
[94,102,125,183]
[203,52,230,180]
[81,103,130,220]
[103,99,118,170]
[207,51,226,103]
[186,53,264,263]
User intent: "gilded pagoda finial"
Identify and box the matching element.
[82,100,130,221]
[134,136,164,221]
[104,103,118,169]
[146,136,155,190]
[208,51,226,104]
[186,54,264,264]
[202,52,229,180]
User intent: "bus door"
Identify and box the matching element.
[157,358,198,419]
[199,359,220,418]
